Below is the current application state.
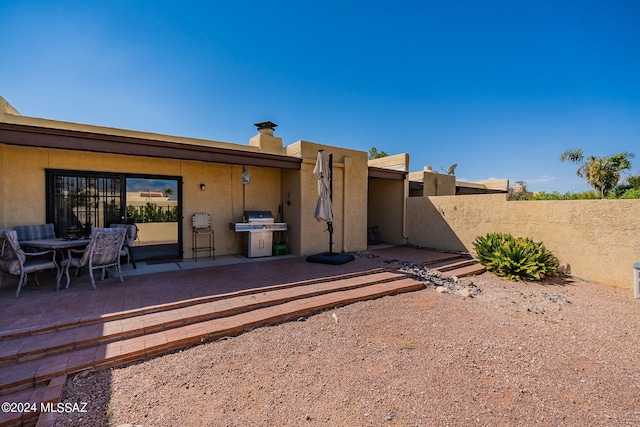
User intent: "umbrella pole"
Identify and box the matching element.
[328,153,333,254]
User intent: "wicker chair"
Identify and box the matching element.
[0,229,60,298]
[61,227,126,290]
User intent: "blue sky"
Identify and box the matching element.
[1,0,638,192]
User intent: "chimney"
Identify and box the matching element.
[254,121,277,135]
[250,121,283,153]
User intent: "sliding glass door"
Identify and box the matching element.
[125,177,180,260]
[46,170,182,260]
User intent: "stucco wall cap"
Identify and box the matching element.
[0,95,21,116]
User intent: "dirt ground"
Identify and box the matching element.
[56,272,640,426]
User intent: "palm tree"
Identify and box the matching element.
[559,149,635,196]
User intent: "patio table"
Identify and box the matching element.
[20,238,91,252]
[21,238,91,263]
[18,238,91,290]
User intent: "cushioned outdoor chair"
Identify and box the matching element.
[0,229,60,298]
[61,227,126,290]
[109,223,138,269]
[14,223,56,241]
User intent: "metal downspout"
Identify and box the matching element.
[342,157,351,252]
[403,174,409,243]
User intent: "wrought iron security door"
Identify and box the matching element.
[48,172,122,236]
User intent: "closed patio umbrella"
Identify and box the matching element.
[313,150,333,223]
[313,150,334,253]
[306,150,354,265]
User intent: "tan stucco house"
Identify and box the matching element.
[2,96,637,289]
[0,96,408,260]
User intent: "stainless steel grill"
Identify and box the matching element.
[229,211,287,257]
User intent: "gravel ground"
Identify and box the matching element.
[56,272,640,427]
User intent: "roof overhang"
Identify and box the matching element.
[0,122,302,170]
[368,166,407,180]
[455,186,508,195]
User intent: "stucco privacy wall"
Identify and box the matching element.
[368,153,409,171]
[0,143,283,258]
[407,193,640,289]
[285,141,368,255]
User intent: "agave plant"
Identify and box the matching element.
[473,233,558,281]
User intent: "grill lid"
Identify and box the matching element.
[244,211,274,223]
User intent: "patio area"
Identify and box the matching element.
[2,252,363,333]
[0,246,476,334]
[0,245,481,427]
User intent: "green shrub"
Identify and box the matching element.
[521,191,599,200]
[619,188,640,199]
[126,203,178,223]
[513,188,640,200]
[473,232,559,281]
[612,174,640,197]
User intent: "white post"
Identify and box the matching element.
[634,262,640,299]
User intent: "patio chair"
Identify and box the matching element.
[14,223,56,242]
[192,213,214,261]
[61,227,126,290]
[109,223,138,269]
[0,229,60,298]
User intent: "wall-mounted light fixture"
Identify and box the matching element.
[200,183,206,191]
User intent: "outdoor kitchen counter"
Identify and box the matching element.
[232,211,287,258]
